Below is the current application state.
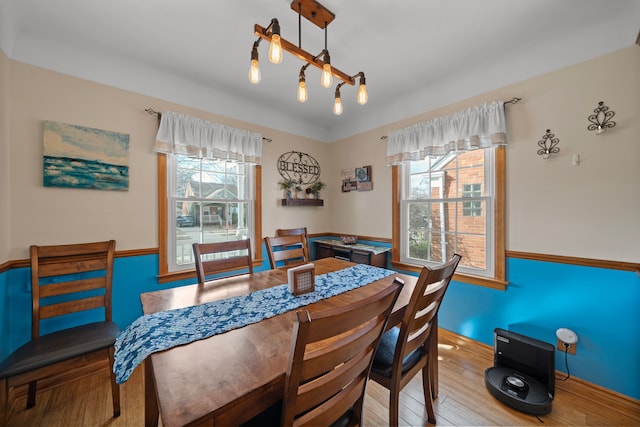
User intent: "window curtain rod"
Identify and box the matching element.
[144,108,272,143]
[379,97,521,141]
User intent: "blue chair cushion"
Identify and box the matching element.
[372,326,425,378]
[0,321,120,378]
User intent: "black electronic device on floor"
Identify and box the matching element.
[484,328,555,415]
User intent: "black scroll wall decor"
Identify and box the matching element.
[587,101,616,134]
[277,151,321,185]
[537,129,560,159]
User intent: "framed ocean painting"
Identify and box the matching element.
[43,121,130,191]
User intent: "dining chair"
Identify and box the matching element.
[264,235,309,270]
[0,240,121,423]
[275,227,309,262]
[369,253,461,426]
[192,239,253,285]
[243,277,405,427]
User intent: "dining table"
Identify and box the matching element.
[141,257,437,427]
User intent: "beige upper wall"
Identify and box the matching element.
[6,60,330,260]
[0,50,9,262]
[5,46,639,263]
[329,46,639,263]
[504,46,639,261]
[260,130,330,237]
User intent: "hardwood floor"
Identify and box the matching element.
[5,329,640,426]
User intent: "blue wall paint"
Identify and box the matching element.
[1,252,638,399]
[437,258,640,399]
[0,270,8,358]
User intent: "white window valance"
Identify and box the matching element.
[386,101,507,164]
[154,111,263,164]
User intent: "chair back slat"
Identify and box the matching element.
[282,278,403,426]
[35,241,114,258]
[301,320,382,382]
[192,239,253,285]
[276,227,309,260]
[39,277,107,298]
[40,295,106,319]
[264,235,308,270]
[37,257,109,278]
[30,240,115,338]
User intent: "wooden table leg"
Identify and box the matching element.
[1,377,8,426]
[144,358,159,427]
[430,317,439,398]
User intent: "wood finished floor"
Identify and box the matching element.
[6,329,640,426]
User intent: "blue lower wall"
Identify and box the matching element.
[438,258,640,400]
[1,248,638,400]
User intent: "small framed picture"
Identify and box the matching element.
[341,168,356,180]
[357,181,373,191]
[355,167,368,182]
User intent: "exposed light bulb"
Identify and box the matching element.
[357,82,368,105]
[249,59,261,84]
[268,34,283,64]
[321,63,332,88]
[297,80,308,103]
[333,95,343,115]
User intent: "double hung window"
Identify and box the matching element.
[387,101,507,287]
[401,149,495,277]
[154,111,262,277]
[168,155,254,271]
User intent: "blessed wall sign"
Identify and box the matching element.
[277,151,320,185]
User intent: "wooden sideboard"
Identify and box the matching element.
[313,239,390,268]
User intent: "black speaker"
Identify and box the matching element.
[485,328,555,415]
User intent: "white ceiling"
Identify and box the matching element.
[1,0,639,142]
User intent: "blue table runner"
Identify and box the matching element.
[114,264,396,384]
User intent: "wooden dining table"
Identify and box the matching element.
[141,257,432,427]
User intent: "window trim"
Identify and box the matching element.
[391,146,506,290]
[157,153,262,283]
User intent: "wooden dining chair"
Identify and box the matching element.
[369,254,461,426]
[192,239,253,285]
[0,240,121,423]
[243,277,405,427]
[275,227,309,262]
[264,235,309,270]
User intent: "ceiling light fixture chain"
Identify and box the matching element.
[250,0,367,115]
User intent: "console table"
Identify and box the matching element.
[313,239,390,268]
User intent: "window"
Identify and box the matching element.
[153,111,263,280]
[387,101,506,288]
[167,154,255,272]
[399,148,501,280]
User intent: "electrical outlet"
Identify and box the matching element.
[557,338,576,355]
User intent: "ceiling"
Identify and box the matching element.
[1,0,639,142]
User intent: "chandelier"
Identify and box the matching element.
[249,0,368,115]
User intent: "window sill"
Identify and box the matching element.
[390,261,507,290]
[157,258,265,284]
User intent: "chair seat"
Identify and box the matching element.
[0,321,120,378]
[372,326,425,378]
